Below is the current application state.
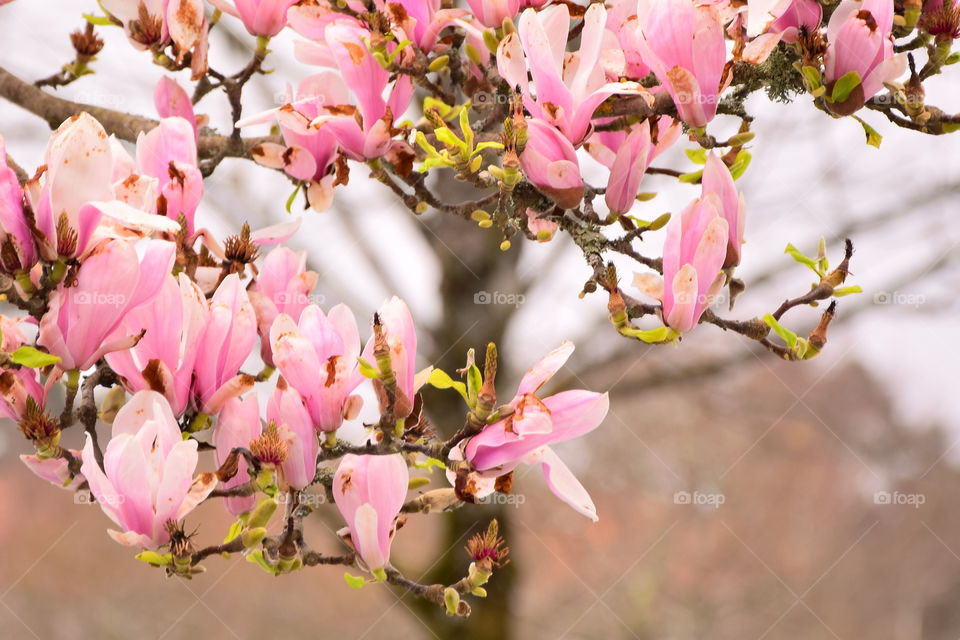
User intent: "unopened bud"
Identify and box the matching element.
[444,587,461,616]
[241,527,267,548]
[726,132,755,147]
[482,29,499,54]
[247,497,278,529]
[428,55,449,72]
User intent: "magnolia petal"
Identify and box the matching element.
[353,503,386,570]
[532,446,598,521]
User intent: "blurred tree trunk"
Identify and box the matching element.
[403,196,521,640]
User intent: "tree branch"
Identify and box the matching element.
[0,65,277,161]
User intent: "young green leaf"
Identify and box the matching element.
[761,314,798,350]
[427,369,469,403]
[10,346,61,368]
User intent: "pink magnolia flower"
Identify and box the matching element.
[498,4,643,144]
[246,73,347,211]
[0,367,45,422]
[387,0,467,51]
[767,0,822,42]
[249,247,319,367]
[105,273,207,416]
[80,390,218,548]
[701,153,746,269]
[25,113,179,260]
[134,117,204,234]
[214,395,262,515]
[634,195,730,333]
[28,113,114,259]
[333,453,408,571]
[0,135,37,273]
[519,118,584,210]
[38,239,176,371]
[267,379,318,490]
[621,0,727,127]
[824,0,901,109]
[192,274,257,413]
[209,0,297,36]
[20,453,84,491]
[455,341,609,521]
[270,303,363,432]
[361,296,420,419]
[101,0,207,76]
[587,117,682,215]
[309,22,415,161]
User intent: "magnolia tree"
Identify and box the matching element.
[0,0,952,619]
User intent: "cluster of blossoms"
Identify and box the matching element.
[4,0,948,610]
[0,102,607,604]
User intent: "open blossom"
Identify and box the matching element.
[701,153,746,269]
[621,0,727,127]
[333,453,408,571]
[25,113,180,260]
[80,390,218,548]
[193,274,257,413]
[362,297,421,419]
[250,247,319,366]
[106,273,207,416]
[209,0,297,37]
[825,0,901,110]
[267,379,318,490]
[519,118,584,210]
[456,341,609,521]
[38,239,176,371]
[28,113,115,259]
[0,135,36,273]
[270,303,363,432]
[634,195,730,333]
[498,4,642,144]
[100,0,207,76]
[310,22,414,160]
[214,395,262,515]
[247,74,346,211]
